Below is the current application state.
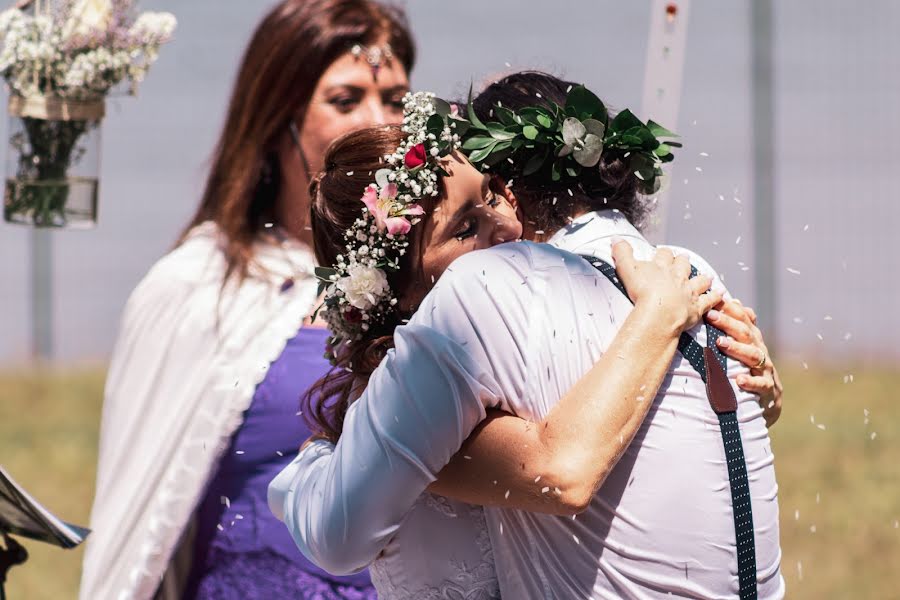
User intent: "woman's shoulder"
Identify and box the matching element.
[118,223,228,323]
[147,222,227,285]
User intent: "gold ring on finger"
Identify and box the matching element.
[754,352,767,370]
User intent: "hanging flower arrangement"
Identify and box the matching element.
[0,0,175,228]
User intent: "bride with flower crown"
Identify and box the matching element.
[271,72,784,599]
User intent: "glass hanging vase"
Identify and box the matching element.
[4,94,103,229]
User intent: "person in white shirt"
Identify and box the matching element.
[270,78,783,599]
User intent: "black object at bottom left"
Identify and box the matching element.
[0,466,90,600]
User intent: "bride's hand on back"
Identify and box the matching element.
[707,300,783,427]
[612,240,722,335]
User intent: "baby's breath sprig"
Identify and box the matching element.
[316,91,464,361]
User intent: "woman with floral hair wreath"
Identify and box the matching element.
[271,73,783,599]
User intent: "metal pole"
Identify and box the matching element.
[30,229,53,361]
[751,0,777,350]
[640,0,691,244]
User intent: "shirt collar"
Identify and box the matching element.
[548,210,646,254]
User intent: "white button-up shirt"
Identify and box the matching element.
[270,210,784,599]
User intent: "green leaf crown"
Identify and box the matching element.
[460,84,681,195]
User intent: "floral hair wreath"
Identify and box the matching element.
[314,85,678,362]
[460,84,681,195]
[314,91,466,360]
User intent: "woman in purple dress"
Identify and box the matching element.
[81,1,416,598]
[185,327,375,599]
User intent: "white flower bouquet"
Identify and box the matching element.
[0,0,175,227]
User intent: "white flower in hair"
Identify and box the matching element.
[336,264,390,310]
[316,90,462,361]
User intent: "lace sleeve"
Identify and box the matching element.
[269,325,503,575]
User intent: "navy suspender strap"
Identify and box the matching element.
[580,255,758,599]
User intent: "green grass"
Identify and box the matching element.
[0,365,897,599]
[769,366,900,599]
[0,366,104,600]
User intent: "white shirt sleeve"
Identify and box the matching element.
[268,242,549,574]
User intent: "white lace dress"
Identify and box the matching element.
[268,324,507,600]
[368,493,499,600]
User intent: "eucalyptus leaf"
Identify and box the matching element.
[562,118,586,145]
[426,113,445,134]
[537,114,554,129]
[467,142,497,164]
[522,150,547,176]
[495,105,518,126]
[655,144,671,157]
[642,175,663,195]
[573,134,603,167]
[565,85,607,121]
[315,266,337,280]
[433,97,452,118]
[486,122,516,140]
[551,160,562,182]
[466,84,488,130]
[630,154,656,181]
[609,109,643,134]
[491,140,513,153]
[647,119,678,138]
[483,146,514,167]
[518,107,550,126]
[310,302,325,322]
[583,118,606,138]
[462,136,496,151]
[523,125,539,140]
[452,119,471,137]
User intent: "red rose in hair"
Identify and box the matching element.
[343,307,363,324]
[404,143,427,169]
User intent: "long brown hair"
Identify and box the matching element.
[180,0,415,284]
[303,126,441,441]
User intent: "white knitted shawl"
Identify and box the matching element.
[79,222,320,600]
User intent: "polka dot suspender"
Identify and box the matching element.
[582,255,758,599]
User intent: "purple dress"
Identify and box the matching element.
[185,327,376,600]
